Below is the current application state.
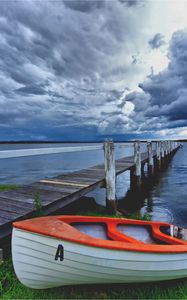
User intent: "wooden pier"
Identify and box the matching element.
[0,140,181,253]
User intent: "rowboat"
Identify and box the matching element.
[12,215,187,289]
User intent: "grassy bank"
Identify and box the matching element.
[0,184,20,192]
[1,259,187,299]
[1,185,187,299]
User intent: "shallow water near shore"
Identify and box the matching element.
[0,142,186,227]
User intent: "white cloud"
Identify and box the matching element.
[122,101,135,116]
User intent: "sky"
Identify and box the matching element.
[0,0,187,141]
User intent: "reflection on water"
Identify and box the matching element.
[117,144,187,227]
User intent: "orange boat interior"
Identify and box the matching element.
[13,215,187,253]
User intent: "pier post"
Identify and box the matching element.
[171,141,173,152]
[169,141,172,153]
[133,141,141,188]
[165,140,169,163]
[164,141,167,156]
[104,140,116,212]
[172,141,175,152]
[147,141,153,176]
[167,141,170,155]
[161,141,165,167]
[172,141,175,153]
[165,141,168,155]
[155,141,161,170]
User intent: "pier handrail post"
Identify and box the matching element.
[169,141,172,154]
[171,141,174,153]
[164,141,167,156]
[133,140,141,187]
[147,141,153,175]
[155,141,161,169]
[167,141,170,155]
[161,141,165,167]
[165,141,167,155]
[103,140,116,213]
[171,141,173,153]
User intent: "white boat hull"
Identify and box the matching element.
[12,228,187,289]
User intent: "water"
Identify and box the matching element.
[0,142,186,227]
[148,143,187,228]
[0,142,137,183]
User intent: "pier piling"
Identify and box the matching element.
[155,141,161,170]
[161,141,165,167]
[147,141,153,176]
[133,141,142,188]
[104,140,116,212]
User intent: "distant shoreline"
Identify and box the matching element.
[0,140,133,144]
[0,139,185,144]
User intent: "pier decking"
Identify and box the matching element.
[0,141,180,252]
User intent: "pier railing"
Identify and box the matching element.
[0,140,182,211]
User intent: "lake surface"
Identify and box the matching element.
[0,142,186,227]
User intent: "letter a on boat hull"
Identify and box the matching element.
[55,244,64,261]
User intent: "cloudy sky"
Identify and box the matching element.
[0,0,187,141]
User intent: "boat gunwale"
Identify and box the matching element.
[13,215,187,254]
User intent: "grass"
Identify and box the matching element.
[1,259,187,299]
[0,184,20,192]
[0,184,187,299]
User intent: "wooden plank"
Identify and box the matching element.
[0,216,12,226]
[32,183,80,194]
[0,198,33,213]
[14,186,69,202]
[40,179,89,188]
[0,191,35,204]
[67,177,103,183]
[57,172,102,179]
[0,196,33,208]
[54,176,98,185]
[89,165,105,170]
[116,163,133,168]
[0,209,23,220]
[116,163,134,167]
[116,160,134,164]
[66,171,104,178]
[58,174,103,183]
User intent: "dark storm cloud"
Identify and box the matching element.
[0,0,151,140]
[15,85,46,95]
[126,30,187,133]
[118,0,143,6]
[1,0,186,140]
[63,0,140,12]
[63,0,105,12]
[124,90,150,112]
[148,33,165,49]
